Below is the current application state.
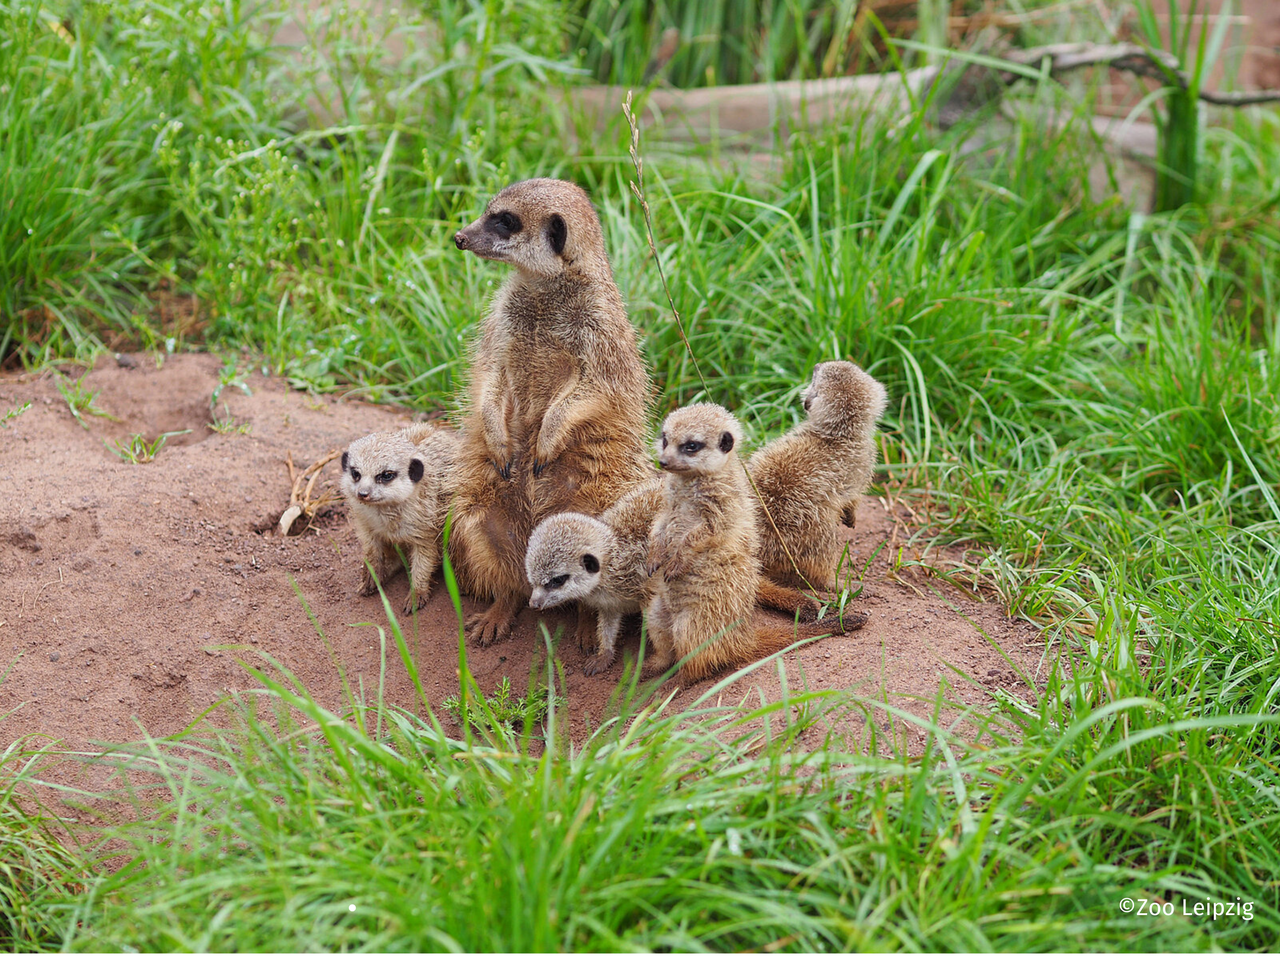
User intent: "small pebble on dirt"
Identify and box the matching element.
[49,652,59,662]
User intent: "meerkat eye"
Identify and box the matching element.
[546,573,570,590]
[488,210,522,238]
[661,433,668,450]
[350,468,362,482]
[375,470,396,484]
[680,440,704,455]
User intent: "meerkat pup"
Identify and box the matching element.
[525,474,825,677]
[645,404,859,684]
[340,422,458,615]
[749,361,888,591]
[525,479,664,676]
[450,178,651,647]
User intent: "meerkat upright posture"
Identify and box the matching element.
[749,361,888,590]
[525,479,664,676]
[341,422,458,614]
[645,404,859,684]
[451,179,651,646]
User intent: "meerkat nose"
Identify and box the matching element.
[454,232,468,250]
[657,459,669,470]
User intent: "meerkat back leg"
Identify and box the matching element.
[464,592,524,647]
[451,479,532,646]
[640,594,676,678]
[584,610,621,677]
[573,604,598,654]
[754,577,823,621]
[359,541,400,597]
[403,540,440,615]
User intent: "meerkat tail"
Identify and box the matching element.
[676,610,869,684]
[754,578,823,621]
[674,624,804,684]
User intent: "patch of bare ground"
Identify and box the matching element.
[0,353,1051,775]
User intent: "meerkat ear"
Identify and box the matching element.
[582,553,600,574]
[547,213,567,256]
[719,431,735,453]
[409,458,424,483]
[341,451,349,471]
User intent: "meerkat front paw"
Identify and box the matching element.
[358,568,379,596]
[402,589,430,616]
[645,545,671,578]
[583,650,616,677]
[661,554,690,582]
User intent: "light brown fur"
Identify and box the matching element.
[525,477,663,675]
[340,423,458,614]
[449,178,652,646]
[749,361,888,590]
[646,404,857,684]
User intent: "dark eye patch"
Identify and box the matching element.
[661,433,668,450]
[375,470,396,484]
[487,210,522,238]
[546,573,570,590]
[680,440,704,455]
[350,468,362,482]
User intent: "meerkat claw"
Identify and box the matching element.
[583,651,615,676]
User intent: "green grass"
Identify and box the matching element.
[0,734,87,951]
[4,0,1280,950]
[50,591,1278,951]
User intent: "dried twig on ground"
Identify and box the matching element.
[278,448,342,536]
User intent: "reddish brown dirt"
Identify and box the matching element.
[0,353,1050,763]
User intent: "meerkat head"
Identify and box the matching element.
[340,431,425,507]
[525,513,611,610]
[802,361,889,438]
[453,178,608,279]
[655,403,743,476]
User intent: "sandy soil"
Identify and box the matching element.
[0,353,1051,764]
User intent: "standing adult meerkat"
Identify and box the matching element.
[450,178,651,646]
[645,404,861,684]
[340,422,458,614]
[749,360,888,590]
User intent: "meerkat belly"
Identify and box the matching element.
[505,349,575,439]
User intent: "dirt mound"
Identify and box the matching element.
[0,353,1048,758]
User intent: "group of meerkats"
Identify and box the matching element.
[339,178,888,683]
